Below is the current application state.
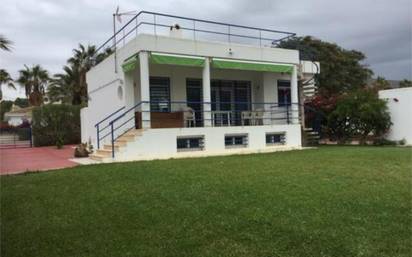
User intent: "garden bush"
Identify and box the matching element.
[327,89,392,143]
[32,104,81,147]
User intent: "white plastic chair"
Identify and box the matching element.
[182,106,196,127]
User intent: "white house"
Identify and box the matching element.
[81,11,319,162]
[379,87,412,145]
[3,105,33,126]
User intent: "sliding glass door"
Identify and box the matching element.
[186,79,251,126]
[186,79,203,126]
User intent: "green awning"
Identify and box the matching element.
[122,55,139,73]
[212,59,293,74]
[150,53,205,67]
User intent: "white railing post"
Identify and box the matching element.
[202,57,212,127]
[139,51,151,128]
[291,65,299,124]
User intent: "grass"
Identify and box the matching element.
[1,146,411,257]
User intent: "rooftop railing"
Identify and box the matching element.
[95,11,296,57]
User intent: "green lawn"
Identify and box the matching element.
[1,146,411,257]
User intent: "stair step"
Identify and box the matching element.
[125,129,143,136]
[103,144,121,151]
[89,154,106,161]
[95,149,113,157]
[118,134,136,140]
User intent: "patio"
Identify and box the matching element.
[0,145,78,175]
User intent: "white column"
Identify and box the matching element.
[139,51,151,128]
[202,57,212,127]
[291,65,299,124]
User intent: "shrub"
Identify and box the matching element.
[372,138,397,146]
[32,104,81,147]
[327,89,392,142]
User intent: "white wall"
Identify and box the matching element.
[84,33,303,147]
[379,88,412,144]
[126,34,300,65]
[6,116,25,126]
[113,124,301,161]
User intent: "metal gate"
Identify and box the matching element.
[0,127,32,149]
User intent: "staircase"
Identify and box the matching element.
[90,129,143,161]
[302,127,320,146]
[302,82,317,98]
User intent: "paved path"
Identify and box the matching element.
[0,145,78,175]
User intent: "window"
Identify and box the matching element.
[278,80,291,106]
[177,136,204,151]
[150,77,170,112]
[225,134,248,148]
[266,132,286,145]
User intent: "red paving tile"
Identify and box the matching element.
[0,145,78,175]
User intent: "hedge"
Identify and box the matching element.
[32,104,81,147]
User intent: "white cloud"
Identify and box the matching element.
[1,0,411,100]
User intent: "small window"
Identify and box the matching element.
[177,136,204,152]
[225,134,248,148]
[266,132,286,145]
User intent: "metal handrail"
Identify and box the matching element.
[94,106,125,149]
[95,106,125,128]
[95,10,296,56]
[103,100,300,158]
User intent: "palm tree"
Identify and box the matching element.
[67,44,101,105]
[0,69,15,100]
[0,35,12,51]
[48,65,79,104]
[47,44,112,105]
[17,65,49,106]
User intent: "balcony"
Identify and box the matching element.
[94,11,296,57]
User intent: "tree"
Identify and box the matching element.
[0,100,13,121]
[277,36,373,96]
[327,89,391,143]
[399,79,412,88]
[0,69,15,101]
[67,44,99,105]
[371,76,391,91]
[14,98,29,108]
[48,65,79,104]
[0,35,12,51]
[47,44,112,105]
[17,65,49,106]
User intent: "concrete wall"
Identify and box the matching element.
[113,124,301,161]
[379,88,412,144]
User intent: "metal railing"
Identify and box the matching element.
[95,101,300,158]
[94,106,125,149]
[94,11,296,58]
